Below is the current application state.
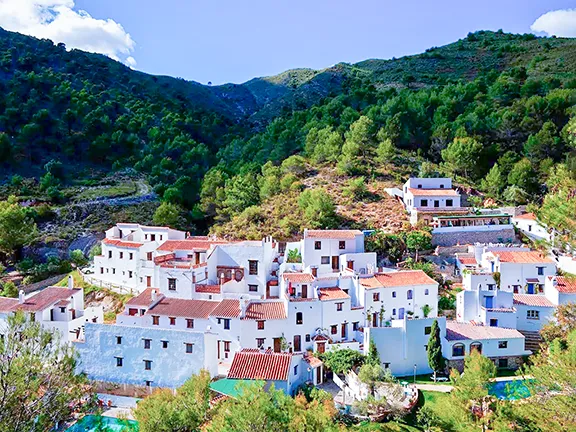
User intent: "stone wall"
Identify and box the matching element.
[432,228,516,247]
[446,355,524,373]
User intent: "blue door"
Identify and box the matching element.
[398,308,405,319]
[527,284,534,294]
[485,296,493,308]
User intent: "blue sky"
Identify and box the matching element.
[2,1,576,85]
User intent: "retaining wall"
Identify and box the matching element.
[432,228,516,247]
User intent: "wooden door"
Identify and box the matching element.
[341,323,347,339]
[273,338,281,353]
[347,260,354,270]
[146,276,151,287]
[317,342,325,354]
[293,335,301,352]
[331,256,339,271]
[302,284,308,298]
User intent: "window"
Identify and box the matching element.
[314,241,321,250]
[256,338,265,347]
[248,260,258,275]
[452,343,465,357]
[424,326,431,335]
[424,289,429,295]
[147,252,153,261]
[128,271,133,278]
[186,319,194,329]
[162,340,169,349]
[392,308,396,316]
[383,362,390,369]
[145,380,153,387]
[115,357,123,367]
[321,256,330,265]
[305,334,311,342]
[168,278,177,291]
[392,291,396,298]
[108,251,112,258]
[129,253,133,260]
[112,268,116,274]
[487,284,495,291]
[373,293,380,302]
[527,310,540,320]
[152,316,159,325]
[528,225,532,232]
[434,200,439,208]
[407,290,413,300]
[169,317,176,326]
[119,252,124,259]
[143,338,151,349]
[249,284,258,292]
[296,312,303,325]
[60,307,66,313]
[223,341,231,352]
[257,320,265,330]
[150,234,155,241]
[470,342,482,354]
[116,336,122,345]
[498,358,508,368]
[336,302,343,312]
[537,267,544,276]
[339,241,346,250]
[185,343,194,354]
[144,360,152,370]
[223,319,231,330]
[352,322,359,331]
[490,318,498,327]
[446,199,453,207]
[294,365,298,376]
[330,325,337,335]
[498,341,508,349]
[421,199,428,207]
[417,184,422,189]
[100,267,104,274]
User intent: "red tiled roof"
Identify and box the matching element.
[125,288,162,307]
[305,355,323,368]
[102,238,144,248]
[515,212,536,221]
[446,321,524,341]
[360,270,437,289]
[228,350,293,381]
[244,302,286,320]
[318,287,350,301]
[456,255,478,265]
[282,273,314,283]
[156,239,228,252]
[14,287,79,312]
[550,276,576,293]
[305,229,363,239]
[492,251,553,264]
[0,297,18,313]
[148,298,219,319]
[407,188,459,196]
[195,284,220,294]
[55,299,70,307]
[210,299,240,318]
[513,294,554,307]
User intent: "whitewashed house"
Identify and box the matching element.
[401,178,463,226]
[512,213,551,242]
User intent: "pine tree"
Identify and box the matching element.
[427,319,445,382]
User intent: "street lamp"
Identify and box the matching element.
[413,364,417,384]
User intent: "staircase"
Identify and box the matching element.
[519,330,543,353]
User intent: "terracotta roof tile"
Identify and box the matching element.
[407,188,459,196]
[244,302,286,320]
[456,254,478,265]
[125,288,162,307]
[305,230,363,239]
[14,287,79,312]
[515,213,537,221]
[318,287,350,301]
[102,238,144,248]
[513,294,554,307]
[492,251,553,264]
[550,276,576,294]
[446,321,525,341]
[228,350,293,381]
[305,355,323,368]
[195,284,221,294]
[157,239,228,252]
[282,273,314,283]
[210,299,240,318]
[148,298,219,319]
[360,270,437,289]
[0,297,18,313]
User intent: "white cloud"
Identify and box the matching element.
[531,8,576,37]
[0,0,136,65]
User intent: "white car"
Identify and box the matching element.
[431,376,449,382]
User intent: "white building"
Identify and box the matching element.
[401,178,463,226]
[512,213,551,243]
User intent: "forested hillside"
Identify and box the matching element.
[1,28,576,246]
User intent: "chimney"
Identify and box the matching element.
[240,297,249,318]
[552,276,558,287]
[151,289,157,302]
[18,290,25,304]
[68,275,74,290]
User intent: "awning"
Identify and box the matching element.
[526,278,540,283]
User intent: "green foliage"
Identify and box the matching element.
[365,231,406,264]
[0,281,17,298]
[153,202,185,229]
[480,164,504,198]
[69,249,88,267]
[404,230,432,260]
[427,320,445,381]
[318,348,365,375]
[298,189,337,229]
[507,158,539,194]
[441,137,483,179]
[0,312,86,431]
[342,177,368,201]
[0,197,37,261]
[286,248,302,263]
[357,363,387,396]
[89,244,102,260]
[366,340,380,366]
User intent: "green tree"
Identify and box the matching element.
[224,174,260,214]
[507,158,539,194]
[0,197,37,262]
[337,116,375,174]
[427,319,445,382]
[69,249,88,268]
[358,363,386,397]
[405,230,432,261]
[524,121,563,162]
[153,202,185,229]
[0,312,86,432]
[298,189,337,229]
[375,130,396,164]
[0,281,18,298]
[366,340,380,366]
[342,177,368,201]
[441,137,483,179]
[540,302,576,344]
[480,164,504,198]
[318,348,365,375]
[365,231,406,264]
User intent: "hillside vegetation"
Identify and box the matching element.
[0,28,576,246]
